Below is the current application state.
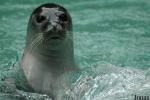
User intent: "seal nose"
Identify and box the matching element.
[46,20,62,32]
[43,21,63,39]
[50,21,58,31]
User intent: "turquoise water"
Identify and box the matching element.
[0,0,150,100]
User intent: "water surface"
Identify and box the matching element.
[0,0,150,100]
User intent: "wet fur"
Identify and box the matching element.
[22,3,78,100]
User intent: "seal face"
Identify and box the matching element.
[22,3,77,99]
[26,3,72,48]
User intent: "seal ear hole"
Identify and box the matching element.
[59,14,68,22]
[36,15,46,23]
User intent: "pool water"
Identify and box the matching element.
[0,0,150,100]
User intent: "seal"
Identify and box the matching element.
[21,3,78,99]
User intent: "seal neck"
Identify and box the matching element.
[26,39,76,71]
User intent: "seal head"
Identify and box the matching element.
[22,3,77,99]
[26,3,72,49]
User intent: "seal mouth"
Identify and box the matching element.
[51,36,60,40]
[44,30,66,40]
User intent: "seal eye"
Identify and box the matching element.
[59,14,68,22]
[36,15,46,23]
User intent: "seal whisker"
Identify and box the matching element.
[29,35,43,52]
[66,34,73,40]
[30,35,42,47]
[32,37,43,52]
[41,36,49,49]
[29,33,43,43]
[32,37,43,51]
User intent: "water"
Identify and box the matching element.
[0,0,150,100]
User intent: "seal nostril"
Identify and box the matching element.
[36,15,46,23]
